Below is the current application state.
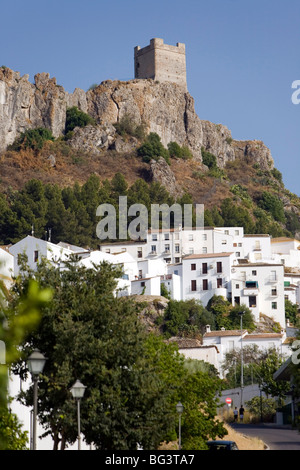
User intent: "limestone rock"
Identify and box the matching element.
[0,67,275,173]
[68,123,116,154]
[149,157,182,198]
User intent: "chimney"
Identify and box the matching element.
[206,325,211,333]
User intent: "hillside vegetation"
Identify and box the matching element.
[0,117,300,247]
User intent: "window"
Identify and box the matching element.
[191,263,196,271]
[234,296,240,306]
[189,234,193,241]
[255,240,261,250]
[202,247,207,254]
[202,279,208,291]
[249,296,257,308]
[141,281,145,287]
[235,230,239,236]
[270,271,277,281]
[272,302,277,310]
[175,258,180,264]
[189,248,194,254]
[217,262,222,273]
[202,263,208,274]
[236,252,240,257]
[271,288,277,296]
[217,278,222,288]
[246,281,258,288]
[191,280,197,292]
[175,233,179,240]
[164,244,170,253]
[203,234,207,241]
[138,270,143,279]
[238,243,242,247]
[151,245,156,253]
[175,244,180,253]
[252,270,257,276]
[152,234,157,241]
[225,230,229,235]
[137,248,143,258]
[34,250,39,263]
[164,233,170,240]
[222,240,227,245]
[235,284,240,289]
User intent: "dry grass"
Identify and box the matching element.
[223,423,266,450]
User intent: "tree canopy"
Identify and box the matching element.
[10,257,227,450]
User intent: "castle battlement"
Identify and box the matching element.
[134,38,187,90]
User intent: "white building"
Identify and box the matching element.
[201,327,287,377]
[182,252,235,306]
[231,263,285,327]
[131,275,161,296]
[9,235,89,275]
[0,246,14,289]
[271,237,300,269]
[283,273,300,305]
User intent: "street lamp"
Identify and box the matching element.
[239,311,244,407]
[27,349,47,450]
[176,401,184,450]
[70,379,86,450]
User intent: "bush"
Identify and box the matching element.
[258,191,285,223]
[201,148,217,169]
[65,106,96,136]
[137,132,170,164]
[168,142,193,160]
[8,127,55,151]
[113,114,146,140]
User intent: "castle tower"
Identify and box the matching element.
[134,38,187,90]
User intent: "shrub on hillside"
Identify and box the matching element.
[65,106,96,138]
[137,132,170,164]
[8,127,55,151]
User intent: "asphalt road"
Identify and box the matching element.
[231,423,300,450]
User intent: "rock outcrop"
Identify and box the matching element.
[0,67,274,170]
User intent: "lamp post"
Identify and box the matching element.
[176,401,184,450]
[239,311,244,407]
[27,349,47,450]
[70,380,86,450]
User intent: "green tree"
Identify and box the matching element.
[180,371,227,449]
[137,132,170,164]
[258,191,285,223]
[11,259,178,450]
[285,299,299,326]
[0,278,52,449]
[65,107,96,136]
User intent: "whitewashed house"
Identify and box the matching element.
[231,262,285,327]
[131,275,161,296]
[182,252,235,306]
[9,235,89,275]
[283,273,300,305]
[0,246,14,289]
[271,237,300,269]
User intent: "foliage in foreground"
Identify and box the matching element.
[10,257,226,450]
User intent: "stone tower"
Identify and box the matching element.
[134,38,187,90]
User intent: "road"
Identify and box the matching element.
[231,423,300,450]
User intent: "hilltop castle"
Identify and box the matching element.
[134,38,187,90]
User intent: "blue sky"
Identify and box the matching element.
[2,0,299,195]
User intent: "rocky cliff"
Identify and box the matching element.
[0,67,274,171]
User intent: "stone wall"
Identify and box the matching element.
[134,38,187,90]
